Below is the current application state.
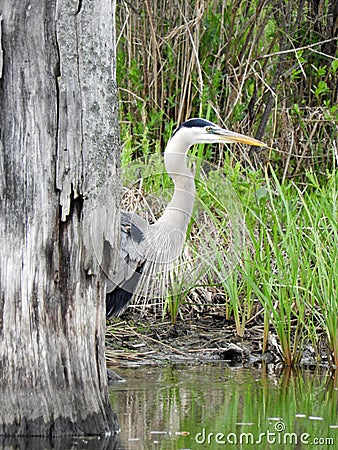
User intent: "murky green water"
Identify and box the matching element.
[110,363,337,449]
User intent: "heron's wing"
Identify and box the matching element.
[106,210,147,294]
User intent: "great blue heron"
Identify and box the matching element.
[106,118,265,317]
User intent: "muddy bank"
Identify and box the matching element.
[106,309,327,369]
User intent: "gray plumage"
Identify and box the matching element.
[106,118,265,317]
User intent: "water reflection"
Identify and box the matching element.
[0,435,120,450]
[110,364,338,449]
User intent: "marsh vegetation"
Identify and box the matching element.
[108,0,338,367]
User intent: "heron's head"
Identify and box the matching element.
[171,118,266,148]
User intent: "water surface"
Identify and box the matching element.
[110,363,337,449]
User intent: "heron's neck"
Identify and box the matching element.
[159,137,196,226]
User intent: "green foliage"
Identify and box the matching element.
[121,129,337,366]
[116,0,338,366]
[116,0,337,178]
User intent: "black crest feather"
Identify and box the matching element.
[172,118,215,136]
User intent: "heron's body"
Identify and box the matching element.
[106,118,265,317]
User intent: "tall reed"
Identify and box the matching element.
[115,0,338,366]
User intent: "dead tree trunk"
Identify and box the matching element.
[0,0,119,436]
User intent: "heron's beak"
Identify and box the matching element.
[216,129,266,147]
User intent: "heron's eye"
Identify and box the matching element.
[206,126,213,133]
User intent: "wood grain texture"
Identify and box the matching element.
[0,0,119,436]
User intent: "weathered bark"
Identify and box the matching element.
[0,0,119,437]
